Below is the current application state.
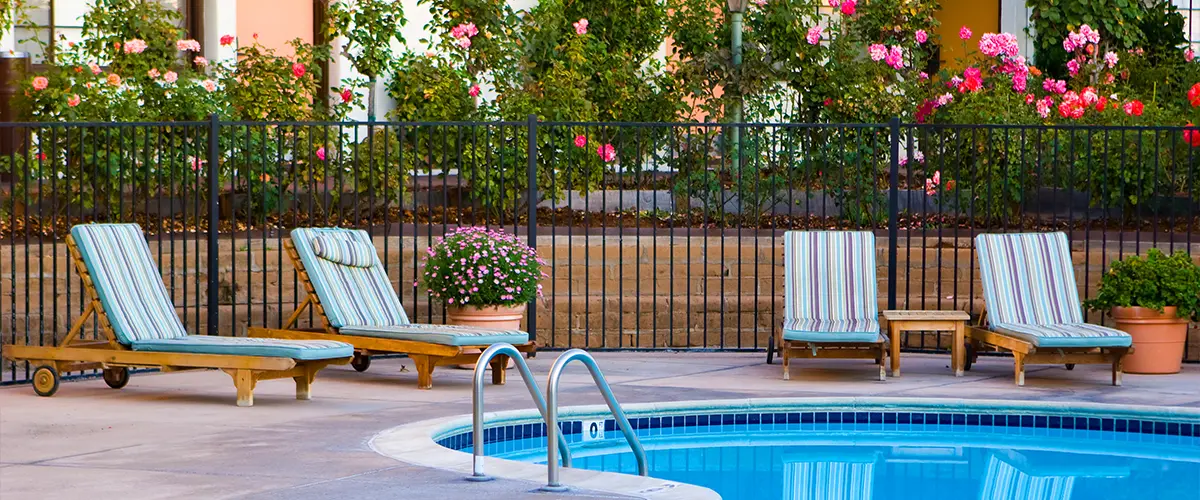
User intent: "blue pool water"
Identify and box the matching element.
[443,410,1200,500]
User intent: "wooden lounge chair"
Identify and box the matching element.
[1,223,353,407]
[783,450,878,500]
[779,231,887,381]
[968,232,1132,386]
[247,227,536,390]
[978,450,1130,500]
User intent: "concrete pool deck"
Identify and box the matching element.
[3,352,1200,499]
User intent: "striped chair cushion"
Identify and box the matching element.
[993,322,1131,348]
[312,235,377,268]
[782,319,882,343]
[976,232,1083,326]
[70,224,188,344]
[979,454,1075,500]
[782,231,880,343]
[339,323,529,346]
[783,452,877,500]
[130,336,353,360]
[291,228,410,328]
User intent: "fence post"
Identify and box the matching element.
[887,117,900,311]
[526,114,538,346]
[206,114,220,336]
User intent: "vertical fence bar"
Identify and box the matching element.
[887,118,900,310]
[206,114,220,336]
[526,115,538,345]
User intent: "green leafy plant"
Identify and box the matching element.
[1026,0,1156,79]
[1084,249,1200,319]
[327,0,407,120]
[420,226,546,308]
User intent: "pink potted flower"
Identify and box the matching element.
[421,227,546,368]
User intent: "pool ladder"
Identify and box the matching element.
[469,344,648,491]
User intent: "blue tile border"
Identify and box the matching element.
[436,409,1200,453]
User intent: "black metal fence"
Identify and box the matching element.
[2,117,1198,384]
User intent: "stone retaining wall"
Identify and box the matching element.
[4,235,1199,379]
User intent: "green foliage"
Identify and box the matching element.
[79,0,185,76]
[420,226,545,307]
[1084,249,1200,319]
[220,38,331,121]
[1138,0,1187,65]
[328,0,407,119]
[387,54,476,121]
[1027,0,1155,78]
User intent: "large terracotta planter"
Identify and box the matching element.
[1112,306,1190,375]
[448,304,526,369]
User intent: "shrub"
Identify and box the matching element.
[420,226,546,308]
[1084,249,1200,319]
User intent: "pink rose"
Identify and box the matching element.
[176,39,201,52]
[195,56,208,67]
[805,26,822,45]
[292,63,306,78]
[868,44,886,61]
[88,62,101,75]
[457,37,471,49]
[839,0,856,16]
[123,39,147,54]
[220,34,235,46]
[885,45,905,69]
[915,29,927,44]
[106,73,122,87]
[1066,59,1080,77]
[163,71,178,83]
[574,18,589,36]
[1187,48,1196,62]
[31,76,49,90]
[202,79,217,92]
[1103,51,1118,68]
[574,135,587,148]
[316,147,326,161]
[67,94,80,107]
[959,26,972,40]
[468,84,481,97]
[597,143,616,162]
[147,68,160,78]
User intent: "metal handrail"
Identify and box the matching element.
[469,343,571,482]
[542,349,648,492]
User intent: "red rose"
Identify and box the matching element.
[220,34,235,46]
[341,89,353,103]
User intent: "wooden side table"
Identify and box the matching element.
[881,310,972,377]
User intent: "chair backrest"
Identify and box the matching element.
[976,232,1083,326]
[70,224,188,344]
[782,452,877,500]
[978,454,1075,500]
[290,227,410,328]
[783,231,878,322]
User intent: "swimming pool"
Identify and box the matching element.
[429,399,1200,500]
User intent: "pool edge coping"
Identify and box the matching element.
[369,397,1200,500]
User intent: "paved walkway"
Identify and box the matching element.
[3,352,1199,499]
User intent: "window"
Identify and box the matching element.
[13,0,191,64]
[1177,0,1200,50]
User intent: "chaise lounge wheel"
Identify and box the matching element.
[1065,363,1076,371]
[351,353,371,372]
[103,367,130,389]
[33,365,60,397]
[963,342,975,372]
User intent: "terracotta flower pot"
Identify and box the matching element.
[448,304,526,370]
[1112,306,1190,375]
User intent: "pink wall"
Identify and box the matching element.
[237,0,313,57]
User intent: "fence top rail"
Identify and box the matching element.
[1,119,1198,133]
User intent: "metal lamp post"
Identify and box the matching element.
[727,0,747,173]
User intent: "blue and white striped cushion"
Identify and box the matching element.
[339,323,529,346]
[979,454,1075,500]
[130,336,353,360]
[291,228,410,328]
[783,452,877,500]
[992,322,1131,348]
[976,232,1083,326]
[782,231,880,341]
[312,235,376,268]
[70,224,188,344]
